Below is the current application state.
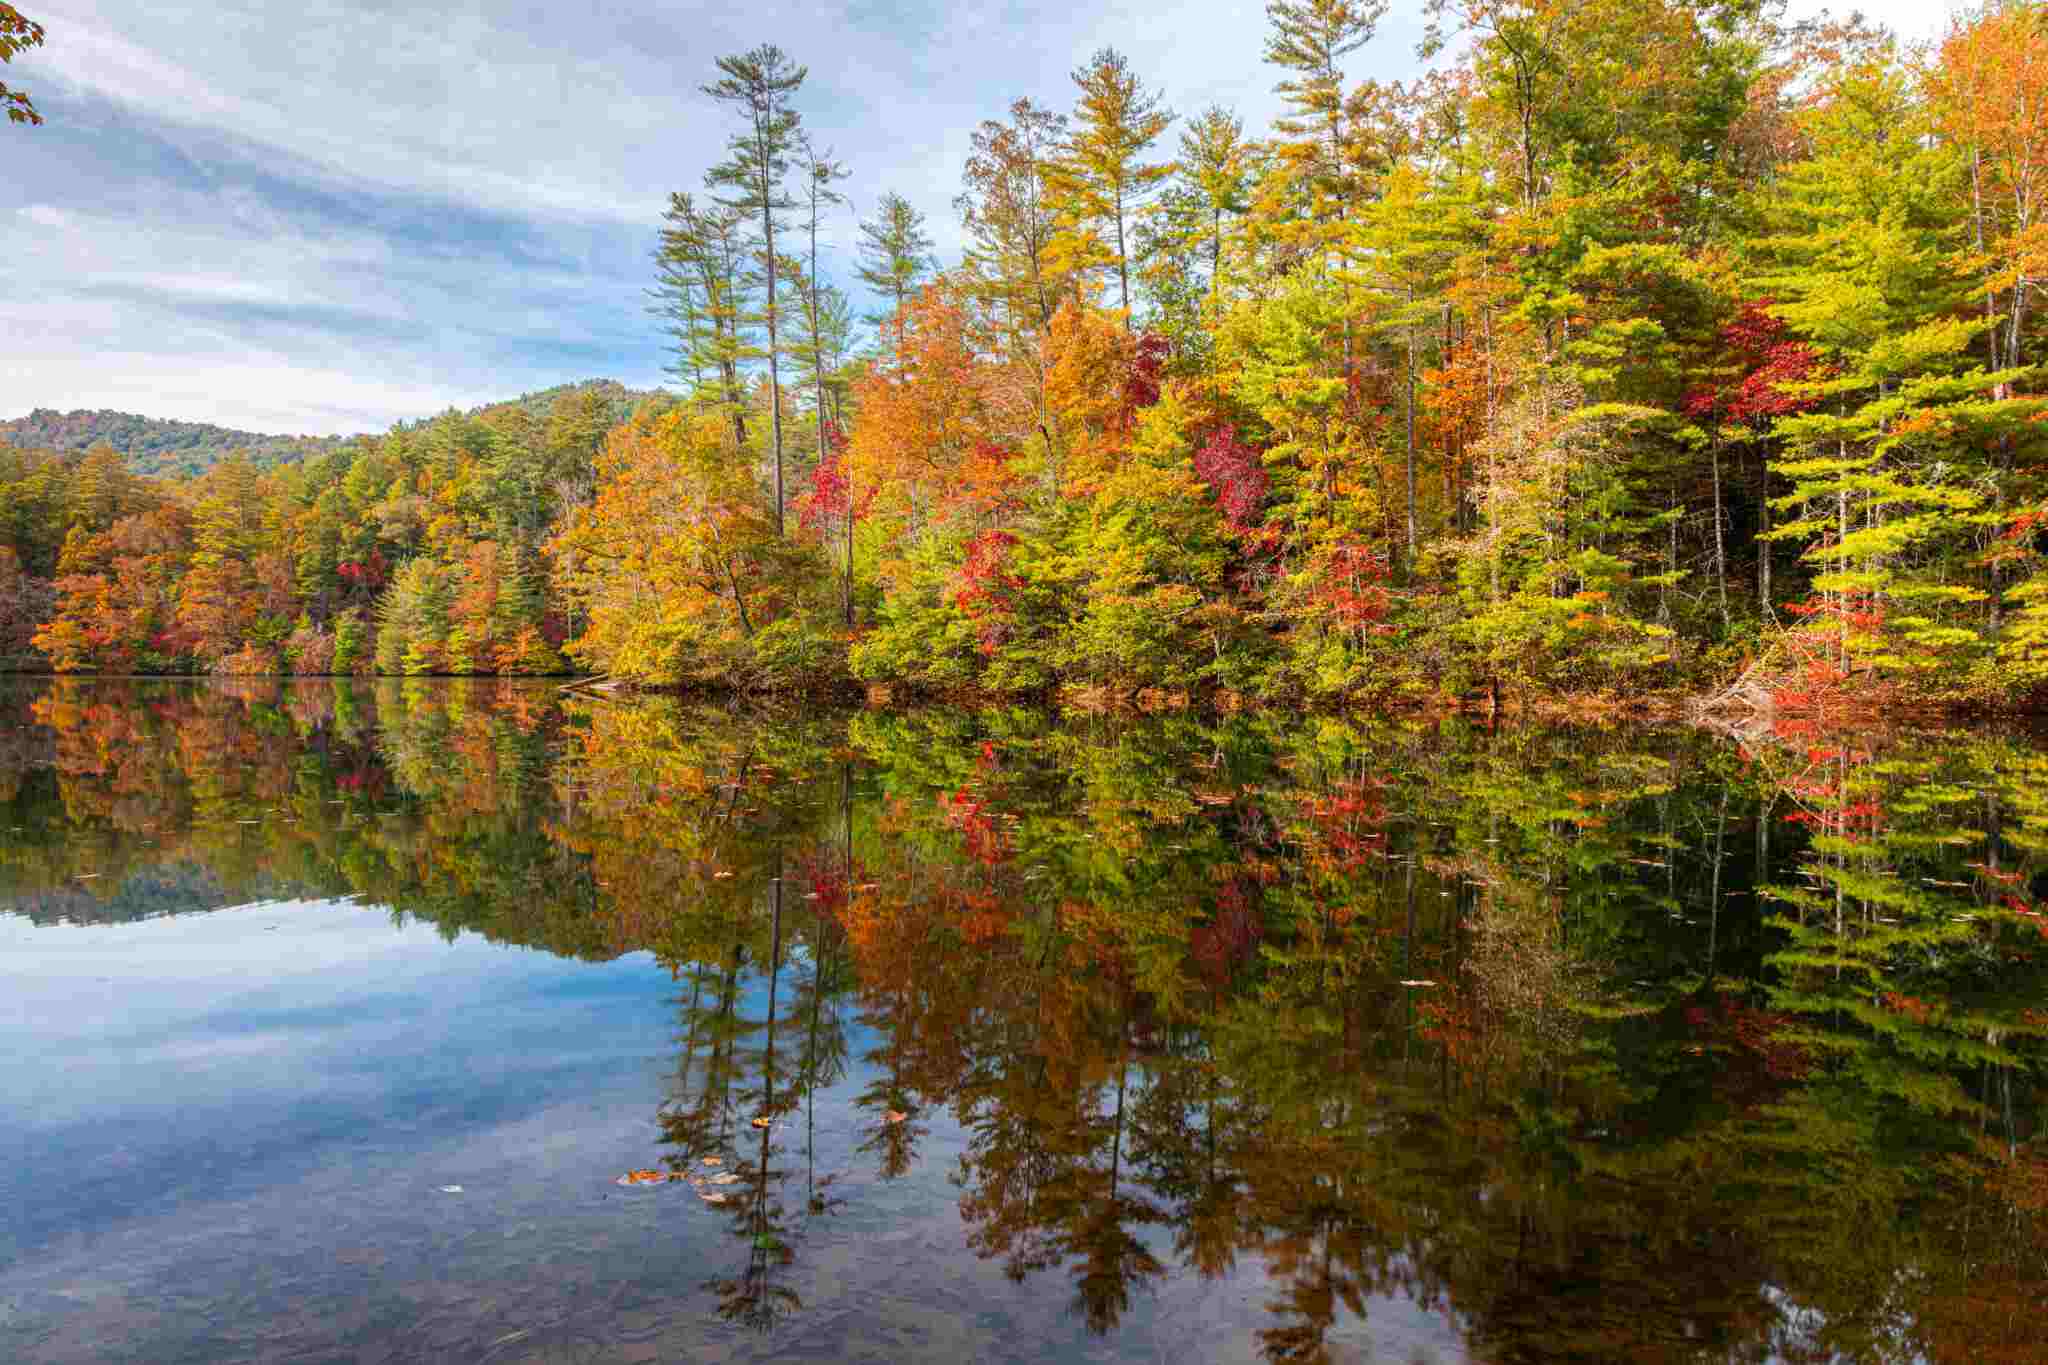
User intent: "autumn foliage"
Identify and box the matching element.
[7,2,2048,713]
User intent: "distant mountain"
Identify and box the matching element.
[0,408,349,479]
[0,380,670,479]
[470,378,669,426]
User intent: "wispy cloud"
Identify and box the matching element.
[6,0,1947,435]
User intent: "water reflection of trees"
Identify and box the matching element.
[1,678,2042,1359]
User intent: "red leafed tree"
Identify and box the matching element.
[796,420,868,624]
[336,549,388,596]
[949,529,1022,655]
[798,450,850,534]
[1120,329,1170,417]
[942,785,1010,865]
[1683,299,1824,425]
[1190,874,1263,988]
[1310,539,1392,633]
[1191,428,1270,531]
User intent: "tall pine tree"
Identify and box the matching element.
[705,44,808,536]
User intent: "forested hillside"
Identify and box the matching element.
[6,1,2048,713]
[0,381,655,480]
[0,409,348,479]
[0,381,665,672]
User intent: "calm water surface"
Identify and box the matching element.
[0,678,2043,1363]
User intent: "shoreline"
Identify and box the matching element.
[6,667,2044,727]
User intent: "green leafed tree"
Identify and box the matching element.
[704,44,809,537]
[855,191,935,345]
[795,134,851,461]
[652,190,758,451]
[1047,47,1176,315]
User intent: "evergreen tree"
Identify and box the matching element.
[704,44,809,537]
[796,134,851,462]
[1048,47,1175,315]
[652,191,757,450]
[855,191,935,343]
[790,275,855,440]
[1263,0,1384,221]
[1755,52,2048,685]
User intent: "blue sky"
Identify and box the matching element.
[5,0,1948,437]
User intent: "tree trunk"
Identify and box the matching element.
[1711,442,1728,629]
[760,160,785,537]
[809,199,827,470]
[1114,191,1130,316]
[1837,468,1849,674]
[1405,291,1418,565]
[1210,205,1223,303]
[1757,450,1772,619]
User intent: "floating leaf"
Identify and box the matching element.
[701,1156,722,1167]
[700,1191,728,1204]
[750,1116,772,1128]
[885,1110,908,1124]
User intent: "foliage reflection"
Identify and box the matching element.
[2,678,2042,1362]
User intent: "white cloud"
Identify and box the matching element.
[0,0,1978,434]
[1,353,511,434]
[19,203,73,229]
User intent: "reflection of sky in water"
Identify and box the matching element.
[0,899,1467,1364]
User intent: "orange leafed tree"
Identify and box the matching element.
[844,283,1023,542]
[1926,0,2048,373]
[1042,300,1165,496]
[34,506,193,671]
[0,3,44,128]
[550,407,815,685]
[171,559,260,663]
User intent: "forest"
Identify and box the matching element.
[0,408,350,480]
[6,0,2048,714]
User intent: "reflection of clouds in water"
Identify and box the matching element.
[0,680,2040,1362]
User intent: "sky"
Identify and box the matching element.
[4,0,1955,438]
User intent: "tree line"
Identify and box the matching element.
[7,0,2048,710]
[0,408,350,480]
[0,386,629,674]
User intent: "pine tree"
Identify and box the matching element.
[704,44,808,537]
[855,191,935,344]
[796,135,850,463]
[1177,106,1256,302]
[790,275,855,440]
[1048,47,1175,315]
[1264,0,1384,221]
[652,191,757,450]
[1754,53,2048,689]
[1353,162,1476,559]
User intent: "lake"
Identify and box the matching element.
[0,677,2042,1363]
